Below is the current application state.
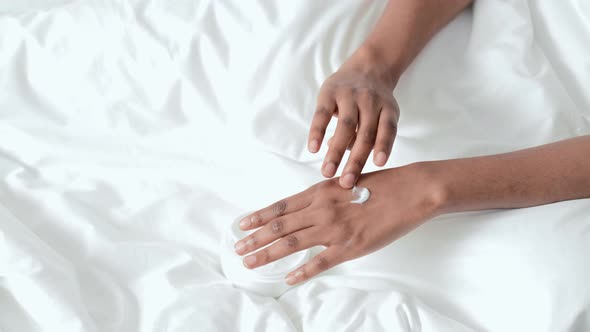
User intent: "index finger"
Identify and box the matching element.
[308,91,336,153]
[340,108,378,188]
[239,189,312,230]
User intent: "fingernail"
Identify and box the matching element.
[244,255,256,268]
[309,140,319,153]
[375,151,387,166]
[234,241,245,253]
[286,276,296,285]
[323,162,336,177]
[341,173,355,188]
[239,218,250,229]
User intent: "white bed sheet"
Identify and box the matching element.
[0,0,589,331]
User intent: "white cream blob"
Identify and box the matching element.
[350,186,371,204]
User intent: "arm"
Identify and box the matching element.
[235,135,590,285]
[356,0,474,85]
[433,135,590,213]
[308,0,473,189]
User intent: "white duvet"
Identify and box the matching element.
[0,1,589,331]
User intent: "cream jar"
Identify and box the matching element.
[220,213,311,297]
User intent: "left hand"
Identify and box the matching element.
[234,163,445,285]
[308,49,400,189]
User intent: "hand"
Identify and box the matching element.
[308,50,400,189]
[234,163,445,285]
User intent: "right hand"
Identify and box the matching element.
[307,50,400,189]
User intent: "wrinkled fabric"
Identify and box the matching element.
[0,1,589,331]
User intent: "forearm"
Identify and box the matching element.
[426,135,590,214]
[348,0,473,83]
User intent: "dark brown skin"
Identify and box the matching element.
[234,0,590,285]
[309,0,474,189]
[234,164,442,284]
[235,135,590,285]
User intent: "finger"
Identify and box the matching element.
[242,227,318,269]
[308,92,336,153]
[322,98,358,178]
[340,104,379,188]
[239,191,311,231]
[328,135,356,150]
[327,135,355,150]
[373,104,398,166]
[235,211,313,256]
[347,134,356,150]
[285,246,344,285]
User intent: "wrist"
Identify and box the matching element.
[406,161,453,218]
[345,44,405,88]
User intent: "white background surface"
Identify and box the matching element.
[0,0,589,331]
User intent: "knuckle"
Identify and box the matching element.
[258,249,270,264]
[309,182,322,193]
[361,128,377,144]
[357,87,375,98]
[356,89,377,106]
[250,214,262,227]
[331,147,346,157]
[341,116,356,130]
[314,178,342,198]
[310,125,326,136]
[315,106,332,118]
[334,86,354,97]
[314,180,330,192]
[285,235,299,249]
[315,179,338,195]
[272,200,287,217]
[387,118,398,132]
[245,235,257,248]
[270,219,284,235]
[313,255,330,271]
[295,267,308,280]
[348,158,364,171]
